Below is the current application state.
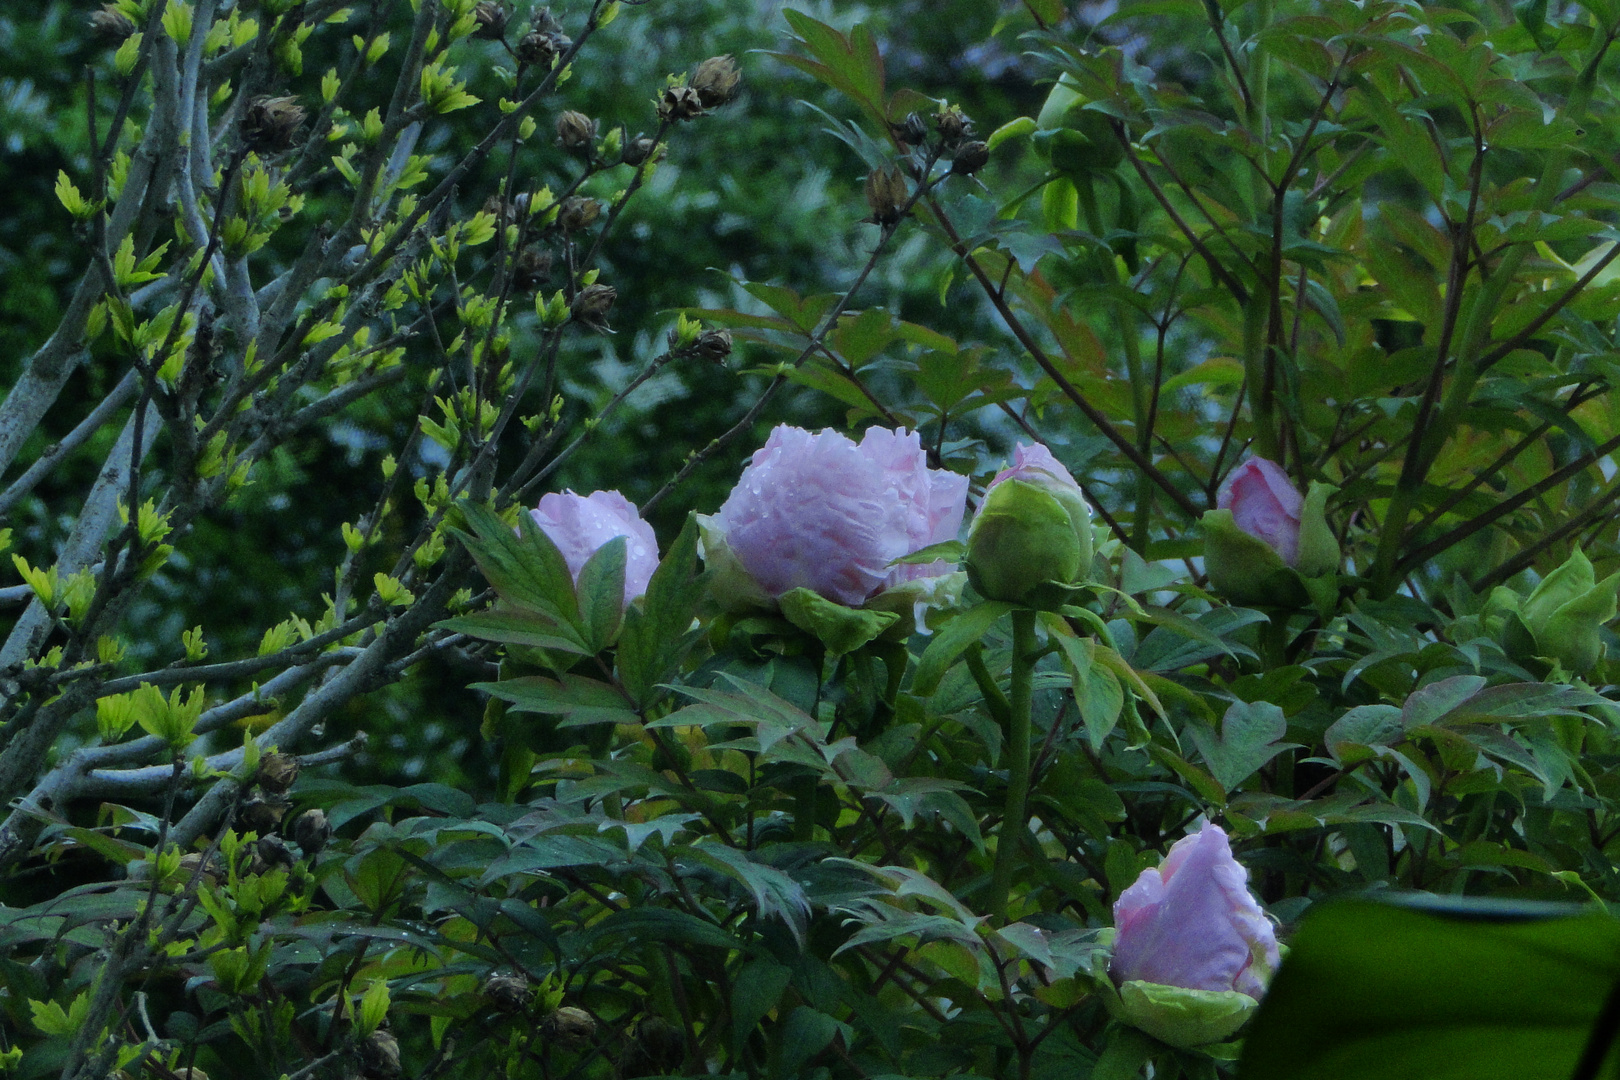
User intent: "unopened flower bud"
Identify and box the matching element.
[555,110,596,150]
[241,95,306,154]
[691,328,732,363]
[935,105,972,143]
[570,284,617,331]
[1494,549,1620,673]
[544,1006,597,1048]
[951,140,990,175]
[472,1,510,40]
[89,4,136,40]
[513,247,552,292]
[482,973,533,1013]
[556,196,600,232]
[966,443,1093,605]
[893,112,928,147]
[360,1030,401,1079]
[257,752,299,795]
[1201,458,1338,609]
[656,84,705,123]
[864,165,909,226]
[291,807,330,854]
[622,135,658,166]
[691,55,741,108]
[516,29,568,67]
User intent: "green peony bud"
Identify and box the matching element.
[1503,549,1620,674]
[965,444,1092,605]
[1033,73,1122,174]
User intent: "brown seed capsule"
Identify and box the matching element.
[893,111,928,147]
[472,0,510,40]
[555,110,596,151]
[250,834,296,875]
[516,27,570,67]
[241,95,306,154]
[482,972,533,1013]
[513,247,553,291]
[257,752,299,795]
[935,104,972,143]
[621,136,658,167]
[570,284,617,332]
[89,4,136,41]
[556,196,601,232]
[360,1030,401,1080]
[543,1005,597,1049]
[655,85,705,123]
[290,807,331,854]
[529,5,563,34]
[951,140,990,176]
[691,55,741,109]
[240,793,291,835]
[691,328,732,363]
[864,165,909,226]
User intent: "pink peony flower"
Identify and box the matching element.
[711,425,968,607]
[529,490,659,609]
[1110,822,1280,999]
[1216,458,1303,567]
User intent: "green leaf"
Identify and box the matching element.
[1186,700,1294,792]
[1051,634,1125,749]
[473,675,639,728]
[778,587,900,655]
[575,534,627,652]
[778,1006,849,1075]
[913,600,1013,695]
[617,513,704,706]
[1239,899,1620,1080]
[731,958,793,1052]
[451,501,579,626]
[436,609,589,653]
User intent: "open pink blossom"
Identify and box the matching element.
[1216,458,1303,567]
[711,425,968,607]
[1110,822,1280,999]
[529,490,659,609]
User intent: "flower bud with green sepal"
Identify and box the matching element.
[1488,549,1619,674]
[1031,73,1122,177]
[965,443,1093,606]
[1201,458,1338,612]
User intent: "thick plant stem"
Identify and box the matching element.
[989,609,1038,922]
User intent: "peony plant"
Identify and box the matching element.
[1201,458,1338,610]
[1108,822,1280,1047]
[530,490,661,610]
[701,424,967,610]
[965,442,1094,605]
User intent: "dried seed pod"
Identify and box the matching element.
[893,111,928,147]
[359,1030,401,1080]
[178,852,221,890]
[570,285,617,332]
[257,752,299,795]
[481,972,533,1013]
[290,807,331,854]
[513,247,553,292]
[556,196,601,232]
[88,4,136,41]
[951,140,990,176]
[864,165,909,226]
[251,834,296,875]
[542,1006,597,1049]
[240,793,291,835]
[472,1,510,40]
[241,95,306,154]
[691,55,741,108]
[691,328,732,363]
[516,29,568,67]
[655,85,704,123]
[555,110,597,150]
[621,135,658,167]
[935,104,972,143]
[529,5,563,34]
